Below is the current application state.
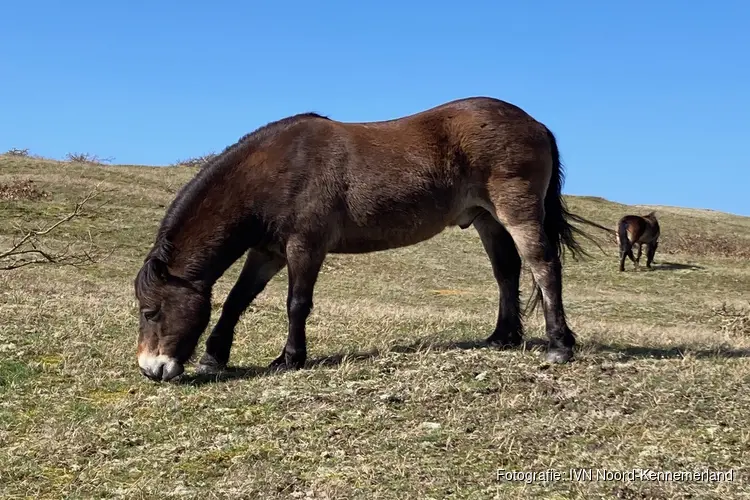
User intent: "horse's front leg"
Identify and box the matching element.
[196,249,285,373]
[270,235,326,371]
[473,212,523,347]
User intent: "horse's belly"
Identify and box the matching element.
[328,181,484,254]
[329,205,482,254]
[330,226,445,253]
[330,211,455,253]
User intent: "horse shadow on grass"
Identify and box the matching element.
[582,341,750,360]
[648,261,705,271]
[178,338,534,386]
[178,335,750,386]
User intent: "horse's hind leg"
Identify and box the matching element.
[634,244,643,269]
[646,242,657,268]
[491,198,575,364]
[270,235,326,371]
[473,212,523,347]
[619,240,634,272]
[197,249,285,373]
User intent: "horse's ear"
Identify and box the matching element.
[135,255,170,300]
[141,240,173,283]
[144,256,169,282]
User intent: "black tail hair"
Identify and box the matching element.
[525,126,593,314]
[617,217,631,256]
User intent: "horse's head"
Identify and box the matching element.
[134,255,211,381]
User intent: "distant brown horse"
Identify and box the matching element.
[134,96,591,382]
[617,212,660,271]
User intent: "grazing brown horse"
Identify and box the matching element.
[617,212,660,271]
[134,96,590,382]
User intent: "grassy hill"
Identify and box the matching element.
[1,154,749,499]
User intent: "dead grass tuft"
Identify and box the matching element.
[0,180,51,201]
[664,232,750,259]
[709,302,750,337]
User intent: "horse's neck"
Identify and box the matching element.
[166,209,261,286]
[163,154,275,284]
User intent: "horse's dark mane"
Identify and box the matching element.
[148,112,330,267]
[210,112,329,169]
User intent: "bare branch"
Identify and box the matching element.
[0,187,112,272]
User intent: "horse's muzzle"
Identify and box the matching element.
[138,353,184,382]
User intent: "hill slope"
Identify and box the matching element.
[2,155,749,499]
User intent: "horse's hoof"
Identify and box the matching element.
[486,333,523,349]
[268,357,286,371]
[545,348,574,364]
[268,352,305,372]
[195,353,227,375]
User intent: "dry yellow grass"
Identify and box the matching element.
[1,154,749,499]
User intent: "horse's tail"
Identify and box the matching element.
[617,217,631,255]
[525,126,590,314]
[569,214,617,236]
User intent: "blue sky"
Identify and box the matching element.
[2,1,748,215]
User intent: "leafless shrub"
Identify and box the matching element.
[171,153,217,168]
[0,188,113,271]
[65,152,114,165]
[4,148,30,157]
[0,180,51,201]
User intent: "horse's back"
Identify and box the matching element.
[617,215,659,244]
[253,97,555,252]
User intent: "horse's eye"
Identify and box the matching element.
[143,309,160,321]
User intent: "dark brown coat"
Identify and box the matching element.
[616,212,660,271]
[134,96,588,381]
